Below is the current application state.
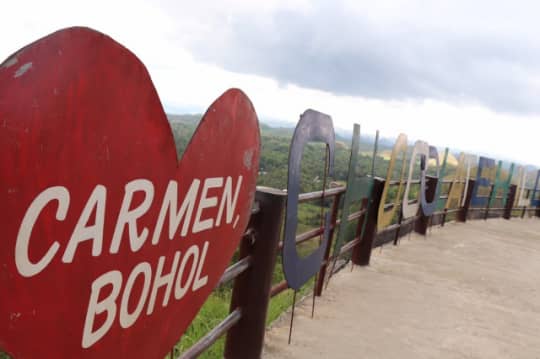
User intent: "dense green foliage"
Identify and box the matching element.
[168,115,384,192]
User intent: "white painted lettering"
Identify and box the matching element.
[82,270,122,348]
[192,177,223,233]
[110,179,154,254]
[174,245,198,300]
[15,186,69,277]
[151,179,200,245]
[216,176,242,226]
[119,262,151,329]
[192,241,209,291]
[146,251,181,315]
[63,185,106,263]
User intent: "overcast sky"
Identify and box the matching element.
[2,0,540,166]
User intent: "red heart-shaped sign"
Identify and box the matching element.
[0,27,260,358]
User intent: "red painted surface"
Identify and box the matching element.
[0,27,260,358]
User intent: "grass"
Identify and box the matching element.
[170,273,317,359]
[170,291,232,358]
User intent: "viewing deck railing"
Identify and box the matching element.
[175,175,539,359]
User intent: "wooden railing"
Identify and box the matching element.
[174,176,540,358]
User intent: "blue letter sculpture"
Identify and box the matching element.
[471,156,496,207]
[531,170,540,207]
[282,109,335,291]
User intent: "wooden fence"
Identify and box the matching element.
[175,176,540,358]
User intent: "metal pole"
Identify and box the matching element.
[288,291,297,345]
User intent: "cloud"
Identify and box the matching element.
[2,0,540,166]
[175,0,540,114]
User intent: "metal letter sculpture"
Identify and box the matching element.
[419,146,441,216]
[332,125,377,264]
[445,153,476,209]
[435,148,449,211]
[402,141,429,219]
[471,156,496,206]
[282,110,335,291]
[377,134,408,229]
[488,162,514,208]
[531,170,540,207]
[515,166,530,207]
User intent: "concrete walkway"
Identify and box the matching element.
[263,218,540,359]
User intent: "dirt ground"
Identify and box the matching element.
[263,218,540,359]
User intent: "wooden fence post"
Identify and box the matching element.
[224,188,286,359]
[457,179,475,222]
[415,176,438,235]
[484,184,496,220]
[503,184,517,220]
[521,189,528,219]
[351,178,384,266]
[535,201,540,218]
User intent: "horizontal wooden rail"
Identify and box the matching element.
[339,237,361,256]
[178,309,242,359]
[270,281,289,298]
[277,207,367,250]
[216,256,252,288]
[298,186,345,202]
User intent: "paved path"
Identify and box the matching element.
[263,218,540,359]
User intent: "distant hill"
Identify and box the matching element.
[167,114,201,125]
[165,113,383,192]
[165,113,539,190]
